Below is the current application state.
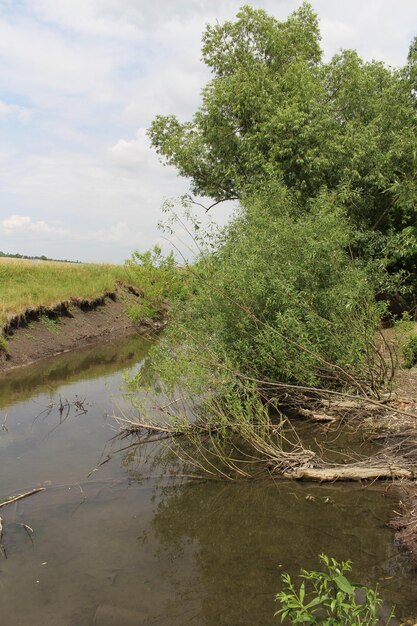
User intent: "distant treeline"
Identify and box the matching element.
[0,251,80,263]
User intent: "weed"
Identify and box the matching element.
[402,334,417,369]
[125,305,143,323]
[0,335,8,353]
[40,315,61,334]
[275,554,394,625]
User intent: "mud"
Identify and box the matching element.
[380,364,417,566]
[0,286,164,373]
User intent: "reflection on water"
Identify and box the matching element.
[0,334,151,409]
[0,335,416,625]
[151,481,412,625]
[0,334,152,497]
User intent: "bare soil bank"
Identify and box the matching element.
[0,287,164,373]
[382,366,417,565]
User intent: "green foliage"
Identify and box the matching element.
[393,312,417,368]
[402,334,417,368]
[394,311,414,335]
[139,4,399,447]
[150,190,384,396]
[149,3,324,202]
[148,3,417,297]
[124,246,187,319]
[276,554,394,625]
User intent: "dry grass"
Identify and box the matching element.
[0,258,135,330]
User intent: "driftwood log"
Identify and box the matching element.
[284,465,413,482]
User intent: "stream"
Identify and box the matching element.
[0,334,416,625]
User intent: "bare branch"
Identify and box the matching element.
[186,195,239,212]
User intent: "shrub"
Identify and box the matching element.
[150,188,384,397]
[124,245,187,319]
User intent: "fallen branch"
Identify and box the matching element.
[284,465,413,482]
[0,487,45,509]
[297,408,338,424]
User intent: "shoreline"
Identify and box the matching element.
[3,291,417,575]
[0,286,164,374]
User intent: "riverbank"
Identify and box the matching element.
[0,257,143,330]
[0,257,167,372]
[0,284,165,373]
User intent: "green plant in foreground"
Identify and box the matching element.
[402,334,417,369]
[276,554,394,625]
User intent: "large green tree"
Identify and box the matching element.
[149,3,417,252]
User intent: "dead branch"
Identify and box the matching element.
[20,523,34,548]
[116,418,179,435]
[236,373,417,421]
[0,516,4,558]
[186,195,238,213]
[297,408,338,423]
[284,465,413,482]
[0,487,45,509]
[388,485,417,564]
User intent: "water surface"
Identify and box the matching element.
[0,336,416,625]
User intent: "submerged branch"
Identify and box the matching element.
[0,488,45,509]
[114,408,416,483]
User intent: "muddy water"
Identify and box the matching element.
[0,336,416,625]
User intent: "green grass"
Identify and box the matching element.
[0,335,8,353]
[0,258,137,330]
[40,315,61,334]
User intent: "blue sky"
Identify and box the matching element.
[0,0,416,262]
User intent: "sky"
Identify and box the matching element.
[0,0,416,263]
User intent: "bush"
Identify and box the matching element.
[124,245,188,319]
[150,188,384,396]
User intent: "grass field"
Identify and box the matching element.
[0,258,136,330]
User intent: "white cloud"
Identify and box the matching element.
[0,213,150,259]
[28,0,140,39]
[107,129,156,171]
[0,131,182,224]
[0,100,31,123]
[315,0,417,66]
[0,19,117,103]
[1,214,31,231]
[0,214,69,236]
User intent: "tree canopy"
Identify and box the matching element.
[149,3,417,245]
[142,3,417,402]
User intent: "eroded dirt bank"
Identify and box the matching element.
[0,286,164,373]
